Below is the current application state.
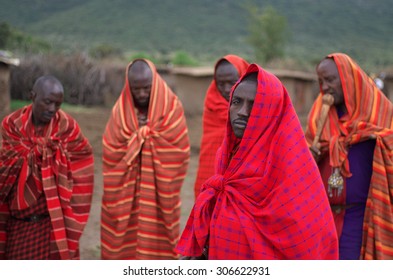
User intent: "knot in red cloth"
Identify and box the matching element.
[31,138,60,155]
[201,174,225,193]
[138,125,151,140]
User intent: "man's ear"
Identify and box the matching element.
[30,90,36,101]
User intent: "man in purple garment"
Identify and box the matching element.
[306,53,393,260]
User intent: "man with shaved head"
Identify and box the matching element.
[30,76,64,126]
[194,55,249,199]
[101,59,190,260]
[0,75,94,259]
[127,60,153,127]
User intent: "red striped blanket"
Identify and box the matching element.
[101,59,190,259]
[0,105,94,259]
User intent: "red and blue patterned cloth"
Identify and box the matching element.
[177,64,338,259]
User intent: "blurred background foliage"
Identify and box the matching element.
[1,0,392,107]
[0,0,392,71]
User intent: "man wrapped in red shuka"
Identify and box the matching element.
[0,76,94,259]
[177,64,338,259]
[194,54,249,199]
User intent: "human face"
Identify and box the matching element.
[32,82,63,126]
[229,80,257,139]
[316,59,344,107]
[128,70,152,110]
[215,62,239,102]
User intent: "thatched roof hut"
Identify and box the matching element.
[0,50,20,121]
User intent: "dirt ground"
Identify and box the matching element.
[67,106,201,260]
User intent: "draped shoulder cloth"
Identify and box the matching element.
[177,64,338,259]
[101,59,190,259]
[194,54,249,198]
[0,105,94,259]
[306,53,393,259]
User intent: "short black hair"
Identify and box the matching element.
[216,58,231,68]
[241,72,258,83]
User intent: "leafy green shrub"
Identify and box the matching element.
[171,51,199,66]
[89,44,123,59]
[128,52,158,63]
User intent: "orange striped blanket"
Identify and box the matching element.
[305,53,393,259]
[194,55,249,198]
[0,105,94,259]
[101,59,190,260]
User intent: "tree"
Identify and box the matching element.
[0,22,51,53]
[0,22,12,49]
[245,4,289,63]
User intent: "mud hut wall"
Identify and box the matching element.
[169,74,210,150]
[384,77,393,101]
[172,74,212,117]
[171,71,318,128]
[0,63,11,121]
[168,70,318,150]
[279,76,319,127]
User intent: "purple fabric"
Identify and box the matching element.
[339,140,375,260]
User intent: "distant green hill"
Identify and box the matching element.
[1,0,392,71]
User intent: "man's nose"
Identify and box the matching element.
[321,81,329,92]
[140,89,149,97]
[238,102,252,117]
[47,103,56,112]
[224,84,232,95]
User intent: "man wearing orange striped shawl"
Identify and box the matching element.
[101,59,190,260]
[0,75,94,259]
[306,53,393,259]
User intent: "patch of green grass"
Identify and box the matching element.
[10,99,30,111]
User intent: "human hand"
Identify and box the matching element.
[180,254,206,260]
[309,143,322,162]
[180,247,208,260]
